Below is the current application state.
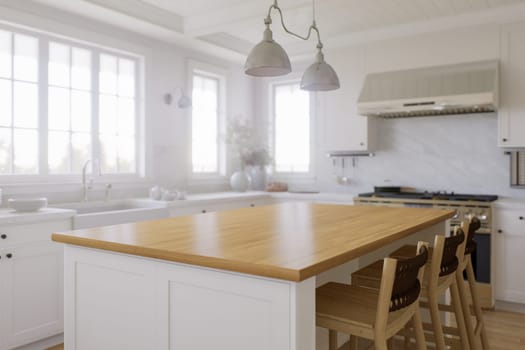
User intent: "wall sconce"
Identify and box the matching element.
[164,87,192,109]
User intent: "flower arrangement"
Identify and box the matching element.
[225,118,271,168]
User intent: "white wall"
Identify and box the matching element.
[280,23,525,199]
[0,2,254,203]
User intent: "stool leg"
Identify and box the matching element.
[466,259,490,350]
[428,290,446,350]
[413,303,427,350]
[349,335,358,350]
[450,280,471,350]
[456,269,478,349]
[329,329,338,350]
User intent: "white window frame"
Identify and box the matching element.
[187,60,227,182]
[268,78,316,181]
[0,22,145,184]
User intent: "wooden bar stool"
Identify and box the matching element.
[316,242,429,350]
[351,229,470,350]
[455,217,489,350]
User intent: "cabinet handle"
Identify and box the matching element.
[502,138,508,142]
[519,216,524,220]
[497,229,503,234]
[6,253,12,259]
[250,204,255,207]
[201,210,206,214]
[0,234,6,239]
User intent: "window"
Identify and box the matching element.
[48,42,92,173]
[0,31,39,174]
[190,66,225,176]
[272,82,311,173]
[0,25,141,179]
[98,54,136,174]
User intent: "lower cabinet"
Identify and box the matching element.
[493,204,525,303]
[0,220,70,350]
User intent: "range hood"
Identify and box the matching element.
[357,60,499,118]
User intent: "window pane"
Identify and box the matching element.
[71,90,91,132]
[0,127,11,173]
[192,74,219,173]
[13,82,38,128]
[49,42,70,87]
[0,30,11,79]
[48,130,70,174]
[99,134,117,173]
[99,54,117,94]
[14,34,38,82]
[117,97,135,136]
[118,58,135,97]
[274,84,310,173]
[72,48,91,90]
[71,132,91,173]
[48,87,70,130]
[13,128,37,174]
[0,79,12,127]
[99,94,117,135]
[118,135,135,173]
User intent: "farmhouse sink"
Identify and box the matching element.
[52,200,170,229]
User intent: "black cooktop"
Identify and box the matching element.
[358,191,498,202]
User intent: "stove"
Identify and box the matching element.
[355,189,498,308]
[358,191,498,202]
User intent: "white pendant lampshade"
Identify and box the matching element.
[245,27,291,77]
[300,50,340,91]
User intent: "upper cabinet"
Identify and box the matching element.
[320,47,376,153]
[499,22,525,147]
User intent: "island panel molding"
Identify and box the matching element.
[52,203,455,281]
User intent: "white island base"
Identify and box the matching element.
[62,222,443,350]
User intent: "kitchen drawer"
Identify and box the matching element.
[0,220,71,247]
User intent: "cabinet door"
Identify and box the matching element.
[322,47,374,152]
[2,242,63,349]
[493,207,525,303]
[499,22,525,147]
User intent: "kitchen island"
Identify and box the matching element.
[52,202,454,350]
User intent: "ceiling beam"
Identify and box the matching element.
[84,0,184,33]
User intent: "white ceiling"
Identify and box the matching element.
[28,0,525,62]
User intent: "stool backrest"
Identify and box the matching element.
[389,245,429,312]
[375,242,429,333]
[439,228,465,277]
[464,216,480,256]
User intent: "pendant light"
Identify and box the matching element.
[244,0,340,91]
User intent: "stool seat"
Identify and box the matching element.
[317,282,410,333]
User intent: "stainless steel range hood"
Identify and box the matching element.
[357,60,499,118]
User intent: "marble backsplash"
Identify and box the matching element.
[315,113,525,199]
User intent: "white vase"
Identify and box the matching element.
[248,166,267,191]
[230,171,251,192]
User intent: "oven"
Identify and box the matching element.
[354,191,497,308]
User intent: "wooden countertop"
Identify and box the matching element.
[52,202,454,282]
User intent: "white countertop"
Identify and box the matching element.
[0,207,76,226]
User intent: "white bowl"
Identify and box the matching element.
[8,198,48,212]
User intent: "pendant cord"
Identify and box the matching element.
[266,1,323,48]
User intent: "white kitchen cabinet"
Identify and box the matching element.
[321,47,376,152]
[498,21,525,147]
[0,220,70,350]
[493,204,525,303]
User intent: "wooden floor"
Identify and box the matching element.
[45,309,525,350]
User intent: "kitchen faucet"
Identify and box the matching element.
[82,159,102,201]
